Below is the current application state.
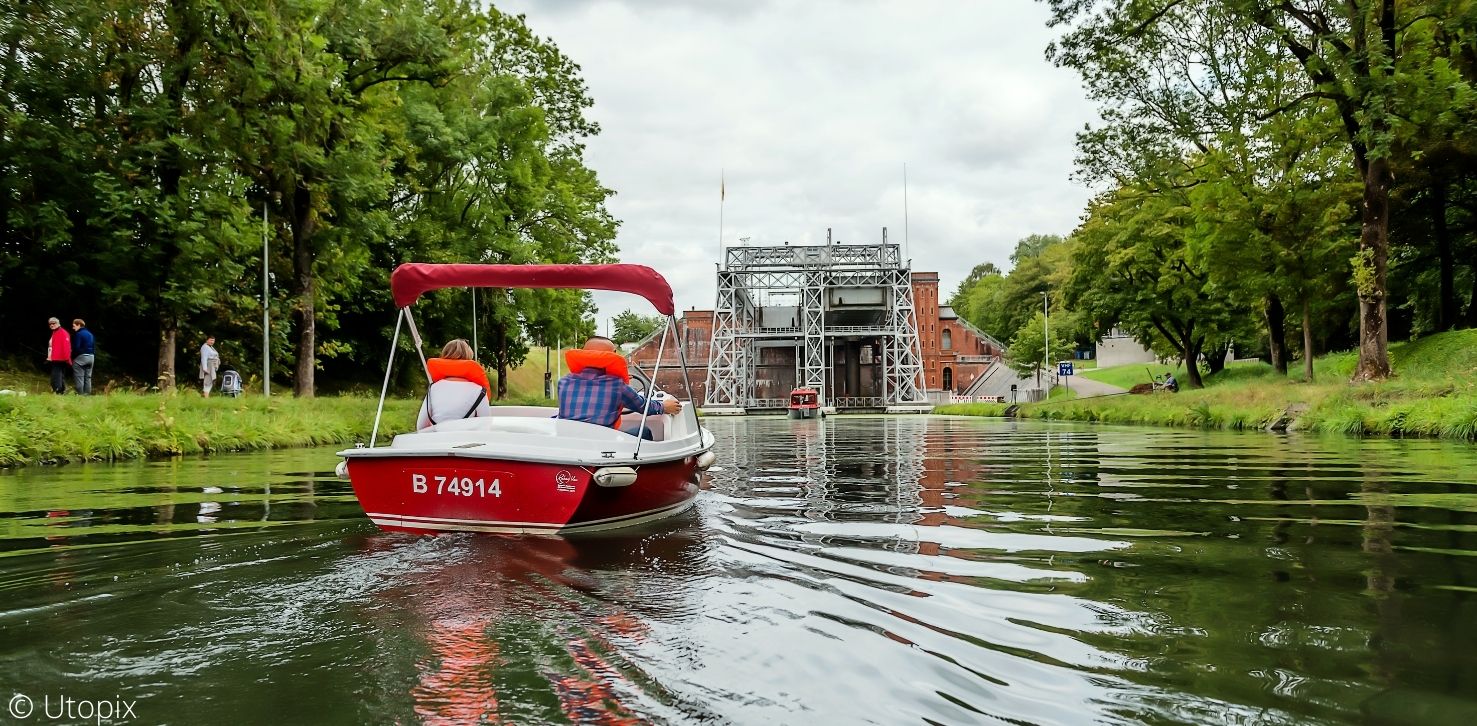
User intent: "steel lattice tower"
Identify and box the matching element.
[702,241,928,413]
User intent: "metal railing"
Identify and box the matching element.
[823,326,894,335]
[735,327,803,337]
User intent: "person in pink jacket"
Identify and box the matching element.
[45,317,71,394]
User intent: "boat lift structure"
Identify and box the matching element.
[702,238,931,415]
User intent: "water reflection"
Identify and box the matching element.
[1,419,1477,724]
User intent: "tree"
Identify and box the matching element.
[1187,105,1361,381]
[612,310,663,345]
[949,261,1002,302]
[1044,0,1477,380]
[1009,234,1063,266]
[1067,183,1247,389]
[951,235,1071,341]
[1005,310,1074,388]
[0,0,619,394]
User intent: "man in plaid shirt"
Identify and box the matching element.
[558,337,680,439]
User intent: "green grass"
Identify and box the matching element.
[0,345,573,468]
[496,346,562,399]
[0,342,588,468]
[1079,359,1269,389]
[1079,362,1182,389]
[938,329,1477,441]
[0,392,421,467]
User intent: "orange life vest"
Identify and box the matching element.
[563,349,630,383]
[426,358,492,396]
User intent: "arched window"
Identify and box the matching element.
[942,329,952,350]
[942,367,953,391]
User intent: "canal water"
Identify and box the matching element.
[2,417,1476,725]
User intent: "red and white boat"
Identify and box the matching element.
[787,387,822,420]
[337,263,716,535]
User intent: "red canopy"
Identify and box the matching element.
[390,263,675,315]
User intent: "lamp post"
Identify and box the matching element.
[1043,292,1049,393]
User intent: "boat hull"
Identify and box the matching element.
[788,407,821,420]
[345,455,701,535]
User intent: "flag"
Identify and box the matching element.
[720,172,725,201]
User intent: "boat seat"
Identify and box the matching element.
[420,412,667,442]
[617,412,666,441]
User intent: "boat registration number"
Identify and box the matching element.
[410,472,506,498]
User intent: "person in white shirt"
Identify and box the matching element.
[416,339,493,429]
[200,336,221,397]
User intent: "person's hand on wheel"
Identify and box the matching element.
[662,398,681,415]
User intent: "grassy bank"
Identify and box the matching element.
[0,393,422,467]
[0,345,569,467]
[938,329,1477,441]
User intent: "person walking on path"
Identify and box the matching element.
[71,318,95,395]
[200,336,221,397]
[45,317,71,394]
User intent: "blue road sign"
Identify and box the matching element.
[1058,362,1074,377]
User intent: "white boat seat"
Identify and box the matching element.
[421,410,667,441]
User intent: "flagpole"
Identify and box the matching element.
[718,169,725,267]
[903,162,910,263]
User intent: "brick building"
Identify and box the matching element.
[910,272,1006,396]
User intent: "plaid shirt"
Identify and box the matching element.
[557,368,662,426]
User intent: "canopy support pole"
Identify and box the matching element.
[403,308,432,383]
[634,321,670,461]
[370,309,404,448]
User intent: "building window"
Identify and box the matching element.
[942,367,953,391]
[942,329,951,350]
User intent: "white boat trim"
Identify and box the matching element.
[366,498,696,534]
[339,446,703,466]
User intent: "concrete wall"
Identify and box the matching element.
[1096,329,1156,368]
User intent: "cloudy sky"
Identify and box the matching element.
[499,0,1098,329]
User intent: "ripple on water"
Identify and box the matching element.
[4,418,1477,724]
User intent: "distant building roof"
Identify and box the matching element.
[939,305,958,320]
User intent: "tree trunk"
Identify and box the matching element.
[291,187,317,398]
[1183,341,1204,389]
[1302,298,1316,382]
[151,3,195,391]
[492,320,508,400]
[1204,341,1229,375]
[1265,294,1287,375]
[1433,179,1456,331]
[157,320,177,390]
[1353,155,1393,381]
[1468,246,1477,328]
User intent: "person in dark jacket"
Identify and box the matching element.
[45,317,71,394]
[71,318,95,395]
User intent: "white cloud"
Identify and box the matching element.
[499,0,1096,326]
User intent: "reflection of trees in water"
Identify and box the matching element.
[360,528,714,724]
[704,418,1477,721]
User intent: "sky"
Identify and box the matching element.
[498,0,1098,331]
